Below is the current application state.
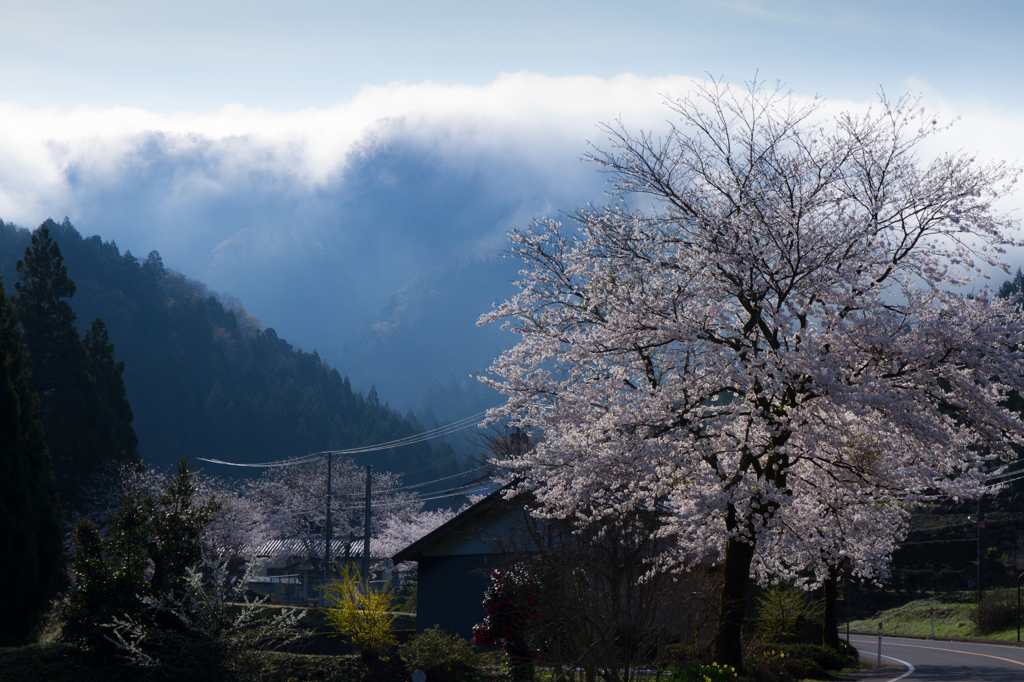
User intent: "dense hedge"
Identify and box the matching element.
[891,540,976,567]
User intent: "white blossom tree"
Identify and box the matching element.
[479,79,1024,668]
[195,474,272,562]
[247,456,420,565]
[377,507,458,558]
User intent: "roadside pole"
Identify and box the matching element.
[1016,543,1024,642]
[977,497,985,606]
[930,607,934,640]
[1011,569,1019,643]
[877,622,883,668]
[362,465,371,587]
[321,452,333,607]
[846,577,851,643]
[841,558,854,644]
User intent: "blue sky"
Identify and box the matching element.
[2,0,1023,405]
[2,1,1022,112]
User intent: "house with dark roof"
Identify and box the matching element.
[393,484,542,638]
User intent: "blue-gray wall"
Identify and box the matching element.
[416,554,496,639]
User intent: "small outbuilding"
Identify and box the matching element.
[393,485,538,638]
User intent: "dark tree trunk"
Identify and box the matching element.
[822,571,840,650]
[712,537,755,671]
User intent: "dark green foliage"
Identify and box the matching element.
[667,662,738,682]
[84,319,140,465]
[778,643,848,671]
[742,651,811,682]
[835,638,859,666]
[998,267,1024,302]
[751,583,822,642]
[13,225,79,394]
[0,218,459,481]
[399,626,480,682]
[663,643,706,667]
[13,223,140,512]
[0,278,65,646]
[0,643,417,682]
[0,642,147,682]
[744,644,858,682]
[64,514,148,651]
[64,459,218,654]
[971,589,1017,634]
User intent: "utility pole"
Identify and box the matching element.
[362,465,371,586]
[978,495,985,605]
[324,452,333,598]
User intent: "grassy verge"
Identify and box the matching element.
[1,639,507,682]
[846,592,1022,642]
[0,644,413,682]
[0,643,139,682]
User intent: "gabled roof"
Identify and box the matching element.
[392,481,514,563]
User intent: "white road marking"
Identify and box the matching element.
[854,643,915,682]
[877,653,915,681]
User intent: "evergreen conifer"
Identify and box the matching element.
[85,318,141,463]
[15,224,139,512]
[0,277,64,645]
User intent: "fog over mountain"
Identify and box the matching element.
[55,118,600,410]
[1,75,649,413]
[3,74,1023,416]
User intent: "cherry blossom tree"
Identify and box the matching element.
[479,79,1024,668]
[82,464,273,566]
[377,507,458,558]
[247,456,420,565]
[196,474,271,562]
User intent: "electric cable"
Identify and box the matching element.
[199,410,488,469]
[388,466,488,492]
[986,470,1024,486]
[398,452,462,478]
[332,484,498,512]
[318,412,487,456]
[983,467,1024,482]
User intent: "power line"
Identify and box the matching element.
[332,480,498,511]
[198,453,324,468]
[198,411,488,469]
[389,466,488,492]
[317,412,488,456]
[984,467,1024,483]
[400,452,462,478]
[987,470,1024,487]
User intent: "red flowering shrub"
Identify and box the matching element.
[472,566,540,667]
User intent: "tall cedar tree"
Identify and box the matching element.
[0,277,64,645]
[84,318,140,462]
[15,225,140,512]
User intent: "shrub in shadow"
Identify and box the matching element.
[972,589,1016,634]
[399,626,479,682]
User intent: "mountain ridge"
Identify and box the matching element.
[0,218,465,482]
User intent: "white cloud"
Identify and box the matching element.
[2,71,1022,284]
[0,72,706,223]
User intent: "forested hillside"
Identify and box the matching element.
[0,218,460,480]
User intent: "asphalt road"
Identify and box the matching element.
[848,635,1024,681]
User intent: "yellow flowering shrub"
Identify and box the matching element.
[323,568,397,660]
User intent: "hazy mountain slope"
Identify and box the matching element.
[340,245,518,415]
[0,219,460,480]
